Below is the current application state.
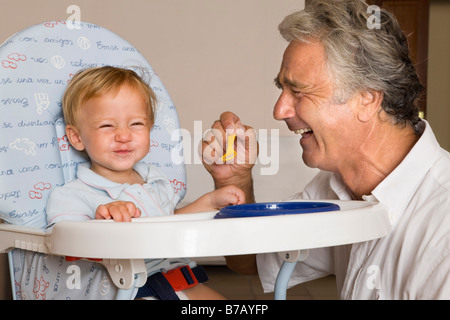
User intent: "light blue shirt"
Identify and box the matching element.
[46,162,180,225]
[46,162,192,279]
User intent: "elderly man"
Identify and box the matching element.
[201,0,450,299]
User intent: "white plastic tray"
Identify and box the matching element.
[46,200,390,259]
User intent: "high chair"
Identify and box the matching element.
[0,21,391,300]
[0,20,187,299]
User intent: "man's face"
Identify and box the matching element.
[273,40,361,172]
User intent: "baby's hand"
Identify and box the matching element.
[95,201,141,222]
[213,185,246,209]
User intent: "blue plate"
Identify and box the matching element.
[214,202,340,219]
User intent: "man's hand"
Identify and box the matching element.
[201,112,258,200]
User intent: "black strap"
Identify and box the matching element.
[135,266,209,300]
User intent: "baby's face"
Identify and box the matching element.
[69,84,151,181]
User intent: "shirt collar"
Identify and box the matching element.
[328,121,441,226]
[369,120,442,226]
[330,173,353,200]
[76,162,168,199]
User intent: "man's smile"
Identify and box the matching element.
[294,127,313,138]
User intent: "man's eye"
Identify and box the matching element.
[292,89,304,97]
[100,124,113,128]
[132,122,144,126]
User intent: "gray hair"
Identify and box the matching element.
[279,0,423,131]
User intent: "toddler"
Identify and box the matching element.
[46,66,244,300]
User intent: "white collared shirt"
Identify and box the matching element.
[257,121,450,299]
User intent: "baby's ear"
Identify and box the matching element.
[65,125,85,151]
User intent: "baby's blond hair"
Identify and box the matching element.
[62,66,157,128]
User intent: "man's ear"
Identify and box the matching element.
[357,90,383,122]
[65,125,85,151]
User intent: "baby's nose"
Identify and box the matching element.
[115,127,132,142]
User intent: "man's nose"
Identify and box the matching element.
[273,91,296,121]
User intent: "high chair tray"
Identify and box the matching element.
[45,200,390,259]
